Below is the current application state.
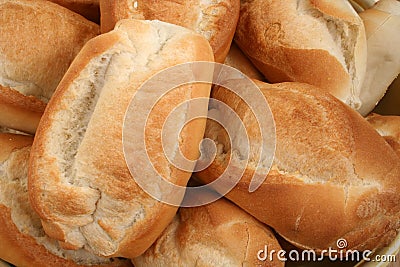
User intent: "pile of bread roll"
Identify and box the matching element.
[0,0,399,266]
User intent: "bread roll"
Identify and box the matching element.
[235,0,367,110]
[367,113,400,158]
[0,134,132,267]
[0,0,99,133]
[357,0,400,116]
[99,0,240,62]
[28,19,214,258]
[224,43,264,81]
[47,0,100,23]
[196,80,400,252]
[133,197,284,267]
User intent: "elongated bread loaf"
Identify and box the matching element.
[0,134,132,267]
[357,0,400,116]
[235,0,367,109]
[133,197,284,267]
[28,19,214,258]
[99,0,240,62]
[0,0,99,133]
[196,80,400,252]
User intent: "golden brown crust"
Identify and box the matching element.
[0,0,99,133]
[133,198,284,267]
[235,0,367,108]
[224,42,264,81]
[0,134,132,267]
[196,81,400,252]
[0,86,45,134]
[29,19,214,258]
[100,0,240,62]
[0,133,33,162]
[0,207,132,267]
[47,0,100,23]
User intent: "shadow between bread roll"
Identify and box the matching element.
[133,196,284,267]
[0,134,132,267]
[28,19,214,258]
[367,113,400,158]
[0,0,99,134]
[195,80,400,253]
[234,0,367,110]
[47,0,100,23]
[99,0,240,63]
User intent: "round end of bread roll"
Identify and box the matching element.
[100,0,240,62]
[196,80,400,253]
[0,0,99,133]
[0,134,132,267]
[235,0,367,110]
[133,197,284,267]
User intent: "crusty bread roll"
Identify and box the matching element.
[196,80,400,252]
[367,113,400,158]
[99,0,240,62]
[224,43,264,81]
[0,0,99,133]
[0,134,132,267]
[357,0,400,116]
[28,19,214,258]
[235,0,367,110]
[47,0,100,23]
[133,197,284,267]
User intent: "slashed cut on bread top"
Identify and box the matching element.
[196,80,400,253]
[0,0,99,133]
[100,0,240,62]
[235,0,367,110]
[0,134,132,267]
[28,19,214,258]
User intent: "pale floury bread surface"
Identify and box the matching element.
[99,0,240,62]
[0,134,132,267]
[28,19,214,258]
[235,0,367,110]
[133,197,284,267]
[357,0,400,116]
[196,80,400,252]
[0,0,99,133]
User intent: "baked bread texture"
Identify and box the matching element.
[99,0,240,62]
[367,113,400,158]
[28,19,214,258]
[196,80,400,253]
[357,0,400,116]
[133,197,284,267]
[0,133,132,267]
[235,0,367,110]
[224,43,264,81]
[47,0,100,23]
[0,0,99,133]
